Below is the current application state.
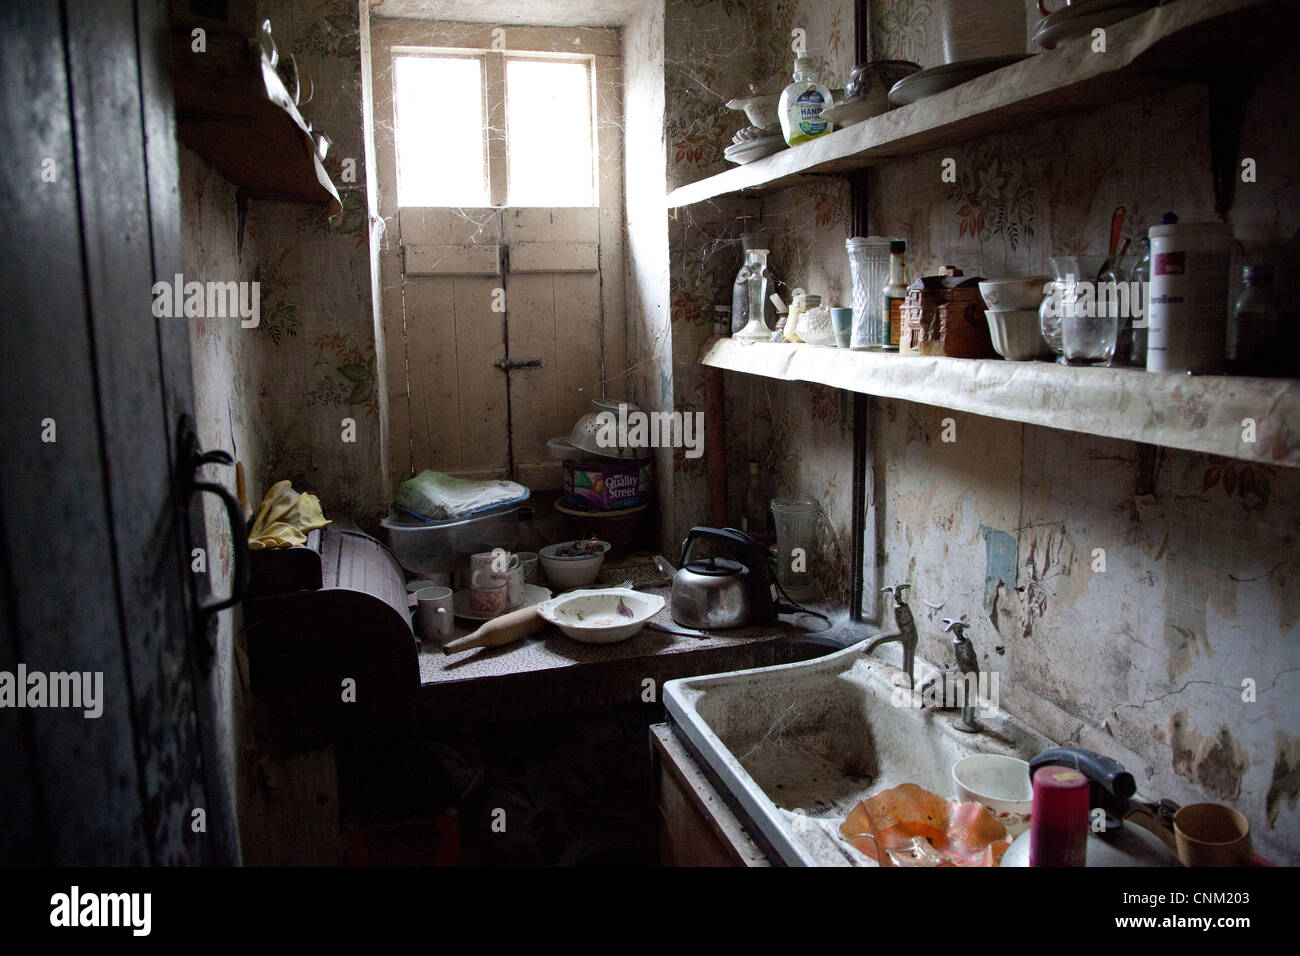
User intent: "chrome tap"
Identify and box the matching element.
[943,616,981,733]
[864,584,917,688]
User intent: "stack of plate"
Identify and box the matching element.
[1033,0,1159,50]
[724,135,786,165]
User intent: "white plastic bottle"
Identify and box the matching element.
[778,56,834,147]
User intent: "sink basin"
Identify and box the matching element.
[664,639,1053,865]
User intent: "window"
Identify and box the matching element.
[392,52,596,208]
[394,56,489,207]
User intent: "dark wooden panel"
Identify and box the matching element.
[0,0,149,864]
[137,0,241,865]
[65,0,210,866]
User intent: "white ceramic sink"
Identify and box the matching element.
[664,639,1053,865]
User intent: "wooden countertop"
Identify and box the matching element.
[409,581,839,720]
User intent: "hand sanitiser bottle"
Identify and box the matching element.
[779,56,834,147]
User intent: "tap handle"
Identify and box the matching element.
[881,583,911,605]
[942,616,969,637]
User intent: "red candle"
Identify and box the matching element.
[1029,766,1089,867]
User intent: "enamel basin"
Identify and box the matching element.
[663,639,1053,865]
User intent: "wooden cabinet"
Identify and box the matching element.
[650,723,770,867]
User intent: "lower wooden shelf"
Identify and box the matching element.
[700,338,1300,468]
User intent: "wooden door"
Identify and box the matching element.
[0,0,238,865]
[372,21,625,493]
[399,206,604,488]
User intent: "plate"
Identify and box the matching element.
[1033,0,1157,50]
[724,135,786,165]
[820,99,885,127]
[888,56,1029,106]
[453,583,552,622]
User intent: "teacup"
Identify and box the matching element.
[469,569,509,616]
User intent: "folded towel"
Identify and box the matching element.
[393,470,529,521]
[248,479,331,549]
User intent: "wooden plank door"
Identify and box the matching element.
[0,0,238,865]
[502,207,603,489]
[397,205,605,489]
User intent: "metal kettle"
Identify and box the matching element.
[1001,746,1181,867]
[670,527,778,630]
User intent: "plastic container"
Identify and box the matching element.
[846,237,893,349]
[778,55,833,147]
[382,503,524,575]
[562,457,652,511]
[1146,222,1233,374]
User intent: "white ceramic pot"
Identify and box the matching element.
[986,308,1050,361]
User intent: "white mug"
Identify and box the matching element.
[414,586,453,643]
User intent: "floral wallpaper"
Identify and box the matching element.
[236,0,387,525]
[654,0,1300,859]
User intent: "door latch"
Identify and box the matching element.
[494,357,543,371]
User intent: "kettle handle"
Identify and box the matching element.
[1029,746,1136,824]
[678,525,766,570]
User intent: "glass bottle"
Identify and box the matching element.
[1117,236,1151,368]
[740,462,766,535]
[732,245,779,335]
[734,249,773,341]
[1228,265,1282,376]
[881,240,908,352]
[778,56,834,147]
[731,253,755,336]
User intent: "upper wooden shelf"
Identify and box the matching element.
[667,0,1283,207]
[701,338,1300,468]
[171,27,341,214]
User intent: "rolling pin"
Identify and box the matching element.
[442,603,544,653]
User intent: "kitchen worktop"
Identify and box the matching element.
[412,586,841,719]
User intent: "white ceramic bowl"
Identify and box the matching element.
[986,308,1050,361]
[952,753,1033,836]
[978,275,1052,310]
[725,94,781,131]
[536,587,665,644]
[539,539,610,589]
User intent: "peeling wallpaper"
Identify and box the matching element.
[651,0,1300,861]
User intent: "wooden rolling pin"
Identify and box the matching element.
[442,603,544,653]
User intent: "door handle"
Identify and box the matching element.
[177,417,250,641]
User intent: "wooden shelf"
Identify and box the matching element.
[667,0,1283,207]
[701,338,1300,467]
[172,31,341,214]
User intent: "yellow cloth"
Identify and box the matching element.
[248,479,331,549]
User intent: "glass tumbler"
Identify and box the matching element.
[770,497,819,601]
[846,237,893,350]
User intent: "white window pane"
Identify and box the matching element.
[394,56,488,207]
[506,59,594,207]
